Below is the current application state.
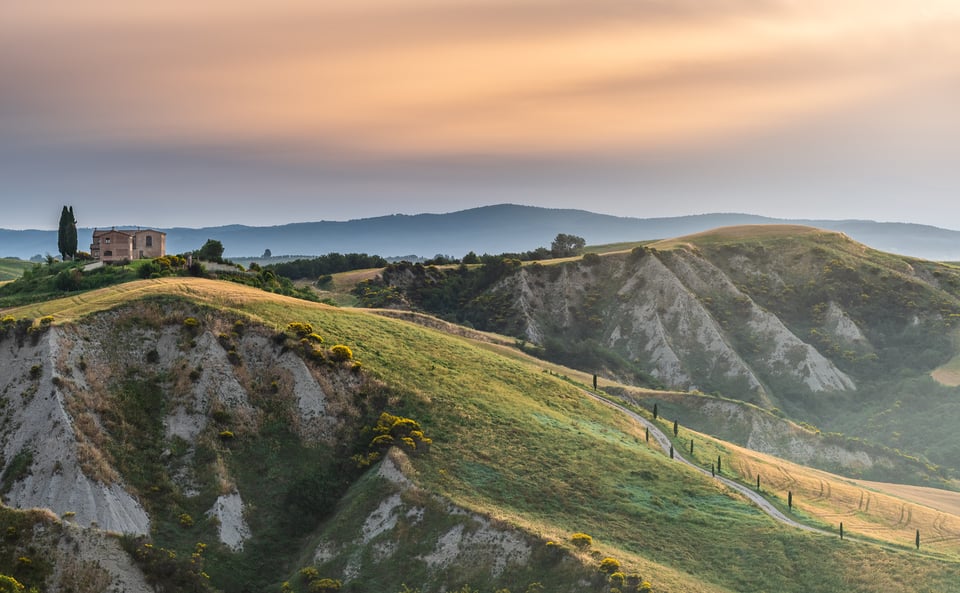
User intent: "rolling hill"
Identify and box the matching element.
[4,204,960,261]
[355,224,960,484]
[3,277,960,592]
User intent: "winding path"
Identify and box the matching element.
[582,390,831,535]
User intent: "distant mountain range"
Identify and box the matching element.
[3,204,960,261]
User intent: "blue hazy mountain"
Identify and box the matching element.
[2,204,959,261]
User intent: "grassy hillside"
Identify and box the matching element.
[5,278,960,592]
[0,258,31,282]
[358,225,960,484]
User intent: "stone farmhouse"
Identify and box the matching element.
[90,228,166,263]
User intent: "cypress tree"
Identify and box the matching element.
[788,491,793,510]
[916,529,920,550]
[717,455,721,473]
[57,205,77,260]
[689,439,694,455]
[669,445,674,459]
[673,420,678,436]
[757,475,761,491]
[711,463,715,477]
[840,522,844,540]
[653,403,658,419]
[66,206,77,259]
[645,427,649,442]
[592,374,597,390]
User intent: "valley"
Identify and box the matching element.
[3,226,960,592]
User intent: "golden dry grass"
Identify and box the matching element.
[0,277,336,324]
[718,439,960,555]
[852,480,960,518]
[651,224,829,250]
[932,353,960,386]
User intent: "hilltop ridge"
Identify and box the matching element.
[4,205,960,261]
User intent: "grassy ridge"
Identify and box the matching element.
[9,278,960,592]
[0,258,31,282]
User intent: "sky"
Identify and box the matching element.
[2,1,960,231]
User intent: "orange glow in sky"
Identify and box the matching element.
[3,1,960,227]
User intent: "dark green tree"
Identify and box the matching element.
[673,419,678,436]
[916,529,920,549]
[462,251,480,265]
[653,403,658,419]
[550,233,586,258]
[262,248,272,258]
[58,205,78,260]
[198,239,225,263]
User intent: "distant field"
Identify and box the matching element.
[0,258,31,281]
[681,434,960,556]
[583,240,654,254]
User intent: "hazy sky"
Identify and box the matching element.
[3,1,959,230]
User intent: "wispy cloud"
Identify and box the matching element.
[2,1,959,228]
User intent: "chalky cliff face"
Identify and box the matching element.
[0,301,567,591]
[503,246,854,406]
[483,229,960,410]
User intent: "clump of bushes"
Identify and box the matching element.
[182,317,200,338]
[329,344,353,362]
[598,557,621,574]
[354,412,432,466]
[284,322,315,339]
[298,567,341,592]
[121,538,215,593]
[570,532,593,550]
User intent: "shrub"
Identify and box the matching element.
[146,349,160,364]
[309,579,341,593]
[29,364,42,380]
[38,315,54,327]
[329,344,353,362]
[0,575,25,593]
[285,322,314,338]
[305,332,324,344]
[218,430,235,440]
[299,567,320,582]
[570,532,593,550]
[582,252,602,266]
[179,513,194,528]
[183,317,200,334]
[598,557,621,574]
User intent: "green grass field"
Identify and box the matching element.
[0,258,31,282]
[9,277,960,592]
